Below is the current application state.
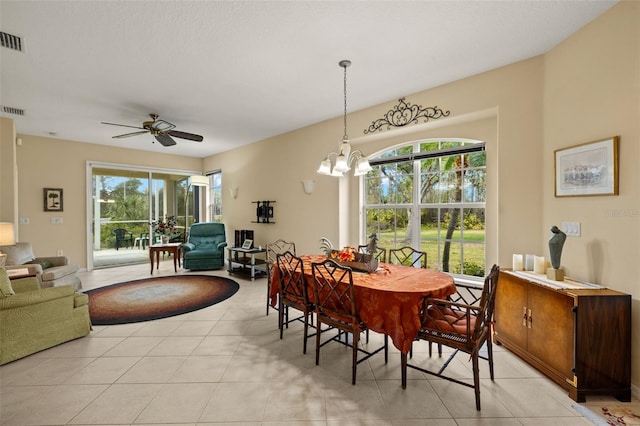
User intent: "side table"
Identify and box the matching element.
[227,247,267,280]
[149,243,182,274]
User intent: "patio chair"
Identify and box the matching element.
[113,228,134,250]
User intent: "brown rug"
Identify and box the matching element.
[85,275,239,325]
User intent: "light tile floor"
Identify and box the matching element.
[0,260,630,425]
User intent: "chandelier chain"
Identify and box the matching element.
[343,61,348,141]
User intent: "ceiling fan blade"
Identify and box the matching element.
[155,133,177,147]
[101,121,145,130]
[113,130,149,139]
[168,130,203,142]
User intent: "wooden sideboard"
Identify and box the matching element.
[494,270,631,402]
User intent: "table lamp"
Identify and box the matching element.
[0,222,16,267]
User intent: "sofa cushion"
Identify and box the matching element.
[0,243,35,266]
[0,269,15,297]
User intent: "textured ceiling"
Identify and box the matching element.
[1,1,616,158]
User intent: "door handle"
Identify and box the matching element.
[522,306,528,327]
[528,309,533,329]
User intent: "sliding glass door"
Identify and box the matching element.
[88,164,196,270]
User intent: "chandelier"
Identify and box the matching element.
[317,60,372,177]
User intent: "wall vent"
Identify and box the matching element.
[0,31,23,52]
[1,105,25,116]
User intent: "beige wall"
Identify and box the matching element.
[543,0,640,385]
[0,135,203,267]
[0,118,18,229]
[1,1,637,388]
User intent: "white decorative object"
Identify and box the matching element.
[301,180,315,194]
[512,254,524,271]
[525,254,534,271]
[534,256,546,274]
[230,187,238,199]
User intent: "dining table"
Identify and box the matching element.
[269,254,456,354]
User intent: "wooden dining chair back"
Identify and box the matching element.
[276,251,313,354]
[265,239,296,315]
[389,246,426,268]
[357,245,387,263]
[311,258,388,384]
[401,264,500,410]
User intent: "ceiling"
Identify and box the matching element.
[1,1,616,158]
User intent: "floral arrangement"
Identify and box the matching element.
[152,215,177,236]
[331,247,356,262]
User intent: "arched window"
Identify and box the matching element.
[362,139,486,277]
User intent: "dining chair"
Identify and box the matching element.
[357,244,387,263]
[266,239,296,315]
[276,251,314,354]
[389,246,427,268]
[401,264,500,410]
[311,258,388,385]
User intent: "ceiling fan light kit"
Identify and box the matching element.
[101,113,203,147]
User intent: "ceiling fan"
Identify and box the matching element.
[101,114,204,147]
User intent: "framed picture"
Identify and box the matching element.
[242,239,253,249]
[43,188,64,211]
[554,136,619,197]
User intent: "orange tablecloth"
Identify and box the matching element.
[269,254,456,354]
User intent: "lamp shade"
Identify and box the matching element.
[0,222,16,246]
[189,175,209,187]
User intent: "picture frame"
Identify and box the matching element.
[43,188,64,211]
[242,239,253,249]
[554,136,619,197]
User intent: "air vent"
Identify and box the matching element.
[0,31,23,52]
[1,105,25,116]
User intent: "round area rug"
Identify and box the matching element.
[85,275,239,325]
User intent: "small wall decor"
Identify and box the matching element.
[43,188,63,212]
[554,136,619,197]
[252,200,275,223]
[363,97,450,134]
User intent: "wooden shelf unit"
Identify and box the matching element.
[494,270,631,402]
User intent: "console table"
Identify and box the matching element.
[227,247,266,280]
[494,270,631,402]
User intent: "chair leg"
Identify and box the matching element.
[315,320,321,366]
[302,312,309,354]
[472,352,481,411]
[384,334,388,363]
[278,303,284,340]
[352,331,359,385]
[401,352,408,389]
[487,338,495,380]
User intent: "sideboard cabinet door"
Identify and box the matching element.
[494,270,631,402]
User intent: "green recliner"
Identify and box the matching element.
[0,269,91,365]
[181,222,228,270]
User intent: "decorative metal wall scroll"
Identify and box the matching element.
[363,97,450,134]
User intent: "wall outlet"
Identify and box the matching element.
[50,217,63,224]
[57,250,63,256]
[561,221,581,237]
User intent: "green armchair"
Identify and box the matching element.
[0,269,91,365]
[181,223,227,270]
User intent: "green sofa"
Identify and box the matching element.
[181,222,227,270]
[0,269,91,365]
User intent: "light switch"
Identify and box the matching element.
[561,221,581,237]
[19,217,29,224]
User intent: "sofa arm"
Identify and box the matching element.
[5,263,42,276]
[74,292,88,308]
[35,256,69,267]
[0,285,74,310]
[182,242,196,252]
[216,242,228,251]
